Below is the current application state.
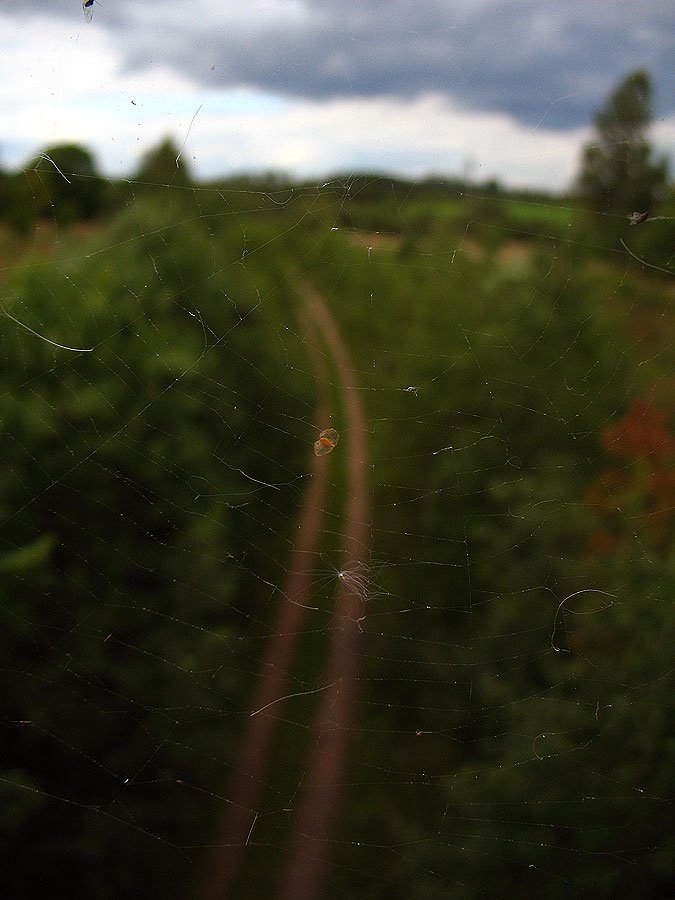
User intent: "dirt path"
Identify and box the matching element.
[198,278,370,900]
[279,280,371,900]
[198,302,333,900]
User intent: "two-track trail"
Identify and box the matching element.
[279,279,371,900]
[198,278,370,900]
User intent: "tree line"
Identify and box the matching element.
[0,70,670,235]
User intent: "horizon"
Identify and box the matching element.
[2,1,673,192]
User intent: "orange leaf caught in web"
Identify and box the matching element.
[314,428,339,456]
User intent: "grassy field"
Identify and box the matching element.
[1,178,673,899]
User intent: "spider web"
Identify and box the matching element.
[1,22,674,900]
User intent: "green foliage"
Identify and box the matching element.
[298,200,673,900]
[0,194,313,898]
[136,136,192,186]
[576,70,669,214]
[1,176,672,899]
[23,143,106,226]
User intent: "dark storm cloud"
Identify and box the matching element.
[14,0,675,129]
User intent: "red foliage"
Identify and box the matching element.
[600,399,675,464]
[586,397,675,553]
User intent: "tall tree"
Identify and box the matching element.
[136,136,192,186]
[576,70,668,213]
[25,143,105,224]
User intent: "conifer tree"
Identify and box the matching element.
[576,70,668,213]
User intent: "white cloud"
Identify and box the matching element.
[2,10,673,192]
[188,92,589,190]
[652,116,675,166]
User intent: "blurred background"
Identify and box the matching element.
[1,3,673,898]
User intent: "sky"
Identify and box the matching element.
[1,0,673,191]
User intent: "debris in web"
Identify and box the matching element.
[35,153,71,183]
[313,427,339,456]
[175,104,203,168]
[3,309,94,353]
